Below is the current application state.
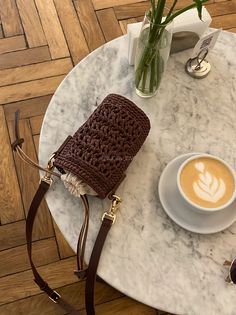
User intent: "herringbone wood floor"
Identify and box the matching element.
[0,0,236,314]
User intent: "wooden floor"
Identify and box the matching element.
[0,0,236,314]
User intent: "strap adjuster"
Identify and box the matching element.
[35,280,61,304]
[49,290,61,303]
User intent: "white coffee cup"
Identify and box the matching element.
[177,154,236,213]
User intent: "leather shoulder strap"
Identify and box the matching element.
[85,196,121,315]
[85,218,113,315]
[26,180,80,314]
[26,179,118,315]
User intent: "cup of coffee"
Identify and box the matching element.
[177,154,236,213]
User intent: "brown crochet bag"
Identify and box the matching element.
[12,94,150,315]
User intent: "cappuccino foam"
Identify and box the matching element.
[180,157,235,209]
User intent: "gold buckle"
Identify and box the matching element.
[102,195,122,224]
[49,290,61,303]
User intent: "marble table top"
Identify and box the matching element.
[39,30,236,315]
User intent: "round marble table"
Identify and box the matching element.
[39,30,236,315]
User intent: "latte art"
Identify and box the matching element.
[193,162,226,203]
[180,157,235,209]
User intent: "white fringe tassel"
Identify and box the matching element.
[61,173,97,197]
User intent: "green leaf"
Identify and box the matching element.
[194,0,203,20]
[154,0,166,25]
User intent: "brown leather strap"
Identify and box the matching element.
[26,180,80,314]
[85,218,113,315]
[11,109,24,151]
[75,194,89,278]
[26,179,114,315]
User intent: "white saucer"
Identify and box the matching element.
[158,153,236,234]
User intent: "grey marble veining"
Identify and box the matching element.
[39,31,236,315]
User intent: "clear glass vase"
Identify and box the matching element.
[135,15,173,98]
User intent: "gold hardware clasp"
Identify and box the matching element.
[47,154,55,170]
[40,154,55,186]
[102,195,122,224]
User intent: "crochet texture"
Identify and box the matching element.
[54,94,150,198]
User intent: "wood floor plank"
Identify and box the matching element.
[0,280,123,314]
[136,15,145,22]
[0,0,23,37]
[228,27,236,33]
[114,2,150,19]
[30,115,44,135]
[114,0,217,20]
[35,0,70,59]
[0,35,26,54]
[53,221,75,259]
[211,13,236,29]
[33,135,39,155]
[0,257,78,305]
[97,8,122,42]
[0,58,72,87]
[0,238,59,277]
[0,220,25,251]
[0,75,65,104]
[165,0,213,9]
[4,95,52,122]
[92,0,147,10]
[214,0,232,2]
[207,1,236,17]
[54,0,89,64]
[16,0,47,47]
[0,46,51,70]
[0,107,25,224]
[8,119,54,241]
[74,0,105,51]
[80,296,156,315]
[0,25,3,39]
[119,18,137,35]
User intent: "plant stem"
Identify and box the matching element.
[141,66,148,92]
[156,50,164,89]
[150,0,155,22]
[153,53,157,88]
[166,0,178,19]
[135,44,152,87]
[154,0,166,25]
[135,27,164,88]
[150,57,156,93]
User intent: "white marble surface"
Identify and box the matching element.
[39,30,236,315]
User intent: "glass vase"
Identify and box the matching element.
[135,15,173,98]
